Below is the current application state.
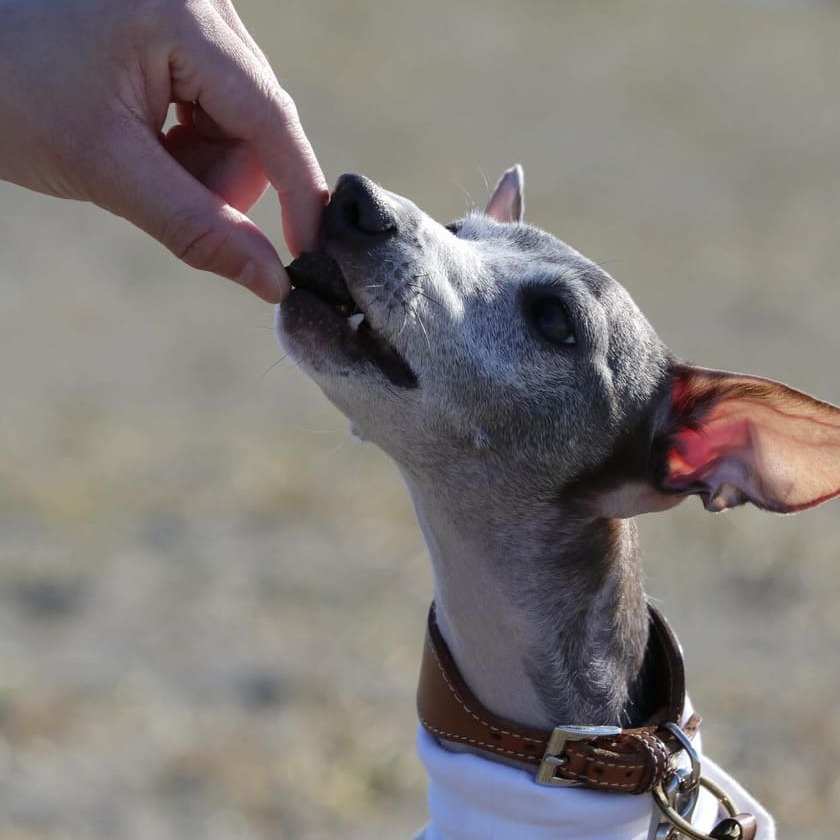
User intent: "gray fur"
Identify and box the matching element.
[276,169,676,729]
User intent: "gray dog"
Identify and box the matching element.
[276,167,839,840]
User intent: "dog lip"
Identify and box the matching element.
[283,252,418,389]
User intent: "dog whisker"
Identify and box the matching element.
[257,355,288,381]
[398,308,410,336]
[415,290,444,311]
[413,303,432,352]
[451,178,477,213]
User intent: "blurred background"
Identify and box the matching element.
[1,0,839,837]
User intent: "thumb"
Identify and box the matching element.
[100,128,289,303]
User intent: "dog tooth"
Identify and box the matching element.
[347,313,365,332]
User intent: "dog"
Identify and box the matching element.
[275,166,840,839]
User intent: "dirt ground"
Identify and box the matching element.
[1,1,839,837]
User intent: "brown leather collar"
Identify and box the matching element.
[416,602,701,795]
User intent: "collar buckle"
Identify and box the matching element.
[536,724,623,786]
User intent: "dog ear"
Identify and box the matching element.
[652,364,840,513]
[485,165,524,223]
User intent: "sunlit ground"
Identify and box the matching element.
[1,1,839,837]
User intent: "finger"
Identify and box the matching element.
[211,0,272,69]
[179,102,238,146]
[163,122,268,212]
[262,95,329,257]
[103,127,290,303]
[191,87,325,254]
[173,8,329,255]
[192,103,232,142]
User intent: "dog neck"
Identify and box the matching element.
[402,466,650,732]
[403,468,778,840]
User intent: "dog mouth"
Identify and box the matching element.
[284,252,418,389]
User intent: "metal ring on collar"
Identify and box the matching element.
[652,775,740,840]
[662,721,701,791]
[649,768,699,840]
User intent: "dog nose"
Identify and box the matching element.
[324,174,398,241]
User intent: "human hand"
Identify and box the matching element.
[0,0,328,302]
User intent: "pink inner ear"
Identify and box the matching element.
[484,165,524,223]
[662,367,840,513]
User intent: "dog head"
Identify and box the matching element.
[276,167,840,517]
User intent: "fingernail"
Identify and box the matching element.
[267,263,291,303]
[238,262,290,304]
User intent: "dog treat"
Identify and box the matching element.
[285,252,355,309]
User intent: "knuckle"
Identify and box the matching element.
[250,75,298,128]
[242,78,291,141]
[272,88,306,142]
[164,211,230,272]
[272,86,299,122]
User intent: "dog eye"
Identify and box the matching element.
[444,221,461,235]
[530,298,576,345]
